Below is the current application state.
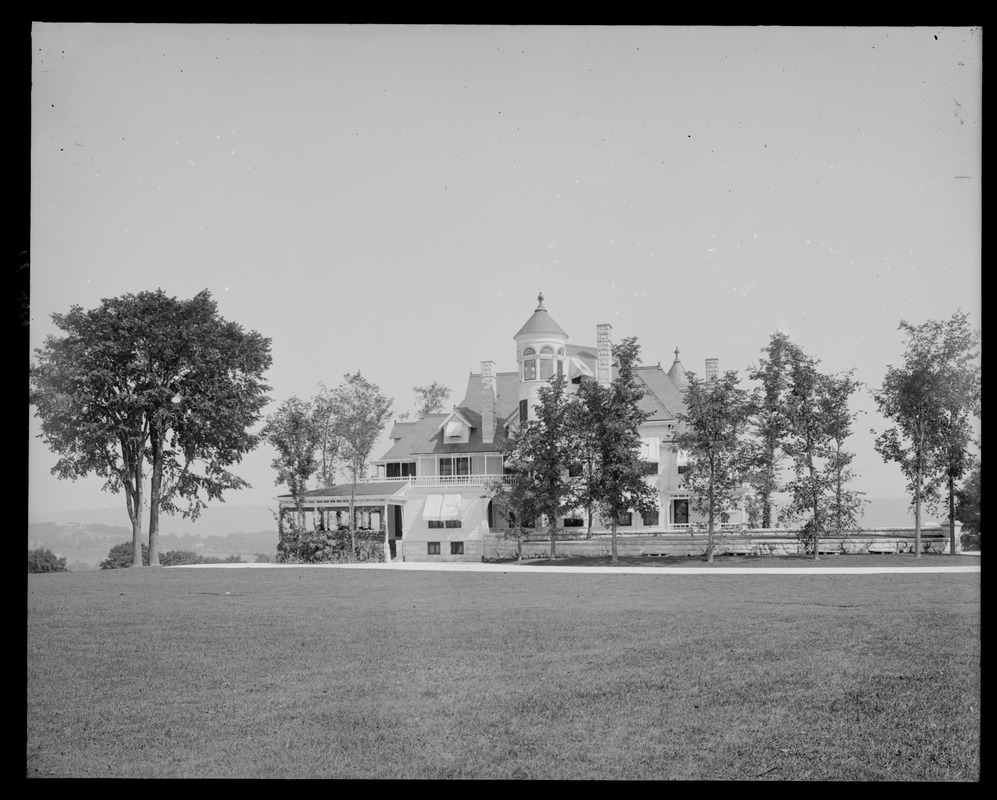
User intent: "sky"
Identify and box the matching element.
[29,24,981,520]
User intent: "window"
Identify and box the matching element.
[678,465,691,475]
[563,517,584,528]
[641,461,659,475]
[673,499,690,525]
[642,510,659,527]
[539,359,554,380]
[617,512,633,527]
[428,520,444,529]
[519,399,528,424]
[450,542,464,555]
[427,542,441,555]
[568,463,583,478]
[385,462,416,478]
[439,457,470,477]
[445,520,462,529]
[524,359,537,381]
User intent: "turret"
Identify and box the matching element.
[514,292,568,423]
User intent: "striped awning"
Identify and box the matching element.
[423,494,443,520]
[568,357,595,379]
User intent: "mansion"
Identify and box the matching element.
[281,295,745,561]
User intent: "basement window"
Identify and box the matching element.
[450,542,464,555]
[427,542,441,555]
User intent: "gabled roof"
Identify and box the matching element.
[514,293,568,339]
[631,365,685,421]
[377,414,447,461]
[437,406,475,432]
[460,370,520,420]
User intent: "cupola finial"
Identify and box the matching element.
[536,291,545,310]
[673,347,681,361]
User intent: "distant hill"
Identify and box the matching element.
[28,504,277,537]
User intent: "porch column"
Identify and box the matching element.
[383,502,390,561]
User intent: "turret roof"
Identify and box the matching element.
[514,292,568,340]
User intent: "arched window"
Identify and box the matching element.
[539,346,555,380]
[522,347,537,381]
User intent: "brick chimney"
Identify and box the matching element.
[597,324,613,388]
[705,358,719,381]
[481,360,497,443]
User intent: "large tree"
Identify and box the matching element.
[873,311,981,557]
[575,338,658,563]
[30,289,271,567]
[500,375,578,560]
[674,370,752,562]
[327,371,393,558]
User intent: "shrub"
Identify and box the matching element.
[254,553,272,563]
[100,542,149,569]
[28,548,67,573]
[160,550,202,566]
[223,554,243,563]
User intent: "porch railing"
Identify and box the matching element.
[375,474,507,487]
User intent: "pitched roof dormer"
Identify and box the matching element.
[438,407,475,444]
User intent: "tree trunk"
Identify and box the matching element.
[147,435,163,566]
[124,444,145,567]
[549,517,557,561]
[611,521,618,563]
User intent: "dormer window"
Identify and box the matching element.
[444,419,463,438]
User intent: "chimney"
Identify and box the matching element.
[481,360,497,443]
[705,358,719,381]
[597,324,613,388]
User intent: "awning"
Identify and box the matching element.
[568,357,594,379]
[440,494,463,520]
[423,494,443,519]
[676,450,690,467]
[444,419,463,438]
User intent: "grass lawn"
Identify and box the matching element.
[27,561,980,779]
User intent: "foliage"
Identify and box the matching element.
[159,549,203,566]
[262,396,323,531]
[30,289,272,568]
[820,371,867,534]
[498,376,578,559]
[674,369,753,562]
[758,339,863,558]
[28,548,67,574]
[954,464,980,550]
[100,541,149,569]
[575,338,658,562]
[326,371,393,559]
[311,385,341,491]
[873,311,981,557]
[397,381,452,421]
[254,552,272,564]
[745,332,799,528]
